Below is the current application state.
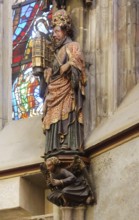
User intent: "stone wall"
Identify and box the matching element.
[0,0,3,129]
[0,176,45,219]
[87,137,139,220]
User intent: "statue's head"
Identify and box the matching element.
[52,9,73,43]
[45,156,60,172]
[52,9,71,31]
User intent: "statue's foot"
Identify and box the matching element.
[86,195,95,205]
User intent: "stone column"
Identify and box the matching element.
[2,0,13,127]
[53,204,60,220]
[60,207,73,220]
[73,206,86,220]
[0,0,3,129]
[60,206,86,220]
[107,0,118,115]
[66,0,84,49]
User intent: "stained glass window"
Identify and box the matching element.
[12,0,52,120]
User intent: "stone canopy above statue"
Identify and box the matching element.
[41,0,93,12]
[41,0,66,11]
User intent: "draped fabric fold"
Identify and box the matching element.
[42,37,86,154]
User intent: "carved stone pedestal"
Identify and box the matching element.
[60,206,86,220]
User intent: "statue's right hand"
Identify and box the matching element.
[51,179,63,186]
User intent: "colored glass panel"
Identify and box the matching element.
[12,65,42,120]
[12,0,52,120]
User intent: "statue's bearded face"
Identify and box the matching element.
[53,26,66,45]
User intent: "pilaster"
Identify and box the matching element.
[2,0,13,127]
[107,0,118,115]
[0,1,3,129]
[73,206,86,220]
[61,206,86,220]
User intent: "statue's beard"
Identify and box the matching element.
[54,39,60,46]
[54,36,67,48]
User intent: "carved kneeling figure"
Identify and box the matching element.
[43,156,95,207]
